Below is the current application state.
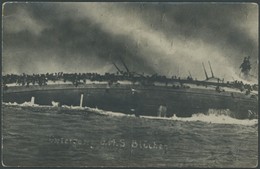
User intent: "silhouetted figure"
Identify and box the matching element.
[240,56,251,77]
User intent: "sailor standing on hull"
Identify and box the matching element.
[158,104,167,117]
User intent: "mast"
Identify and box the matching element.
[202,62,209,80]
[208,61,214,78]
[188,71,192,77]
[119,56,130,74]
[112,62,123,74]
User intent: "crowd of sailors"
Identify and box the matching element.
[2,72,258,92]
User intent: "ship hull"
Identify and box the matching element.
[3,84,258,119]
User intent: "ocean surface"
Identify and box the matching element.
[2,102,258,167]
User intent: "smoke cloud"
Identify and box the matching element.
[2,2,258,81]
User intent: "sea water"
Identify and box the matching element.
[2,102,258,167]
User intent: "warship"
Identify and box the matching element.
[2,57,258,119]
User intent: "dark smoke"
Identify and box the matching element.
[2,2,258,81]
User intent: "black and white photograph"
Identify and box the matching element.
[1,2,258,167]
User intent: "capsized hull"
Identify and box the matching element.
[3,83,258,119]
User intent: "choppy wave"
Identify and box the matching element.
[3,101,258,126]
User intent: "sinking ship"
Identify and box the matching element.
[2,58,258,119]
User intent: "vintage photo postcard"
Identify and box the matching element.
[1,2,258,167]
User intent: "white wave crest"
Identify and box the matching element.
[3,101,258,126]
[87,109,258,126]
[3,102,19,106]
[3,101,39,107]
[80,107,258,126]
[170,113,258,126]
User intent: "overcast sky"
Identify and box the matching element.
[2,2,258,81]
